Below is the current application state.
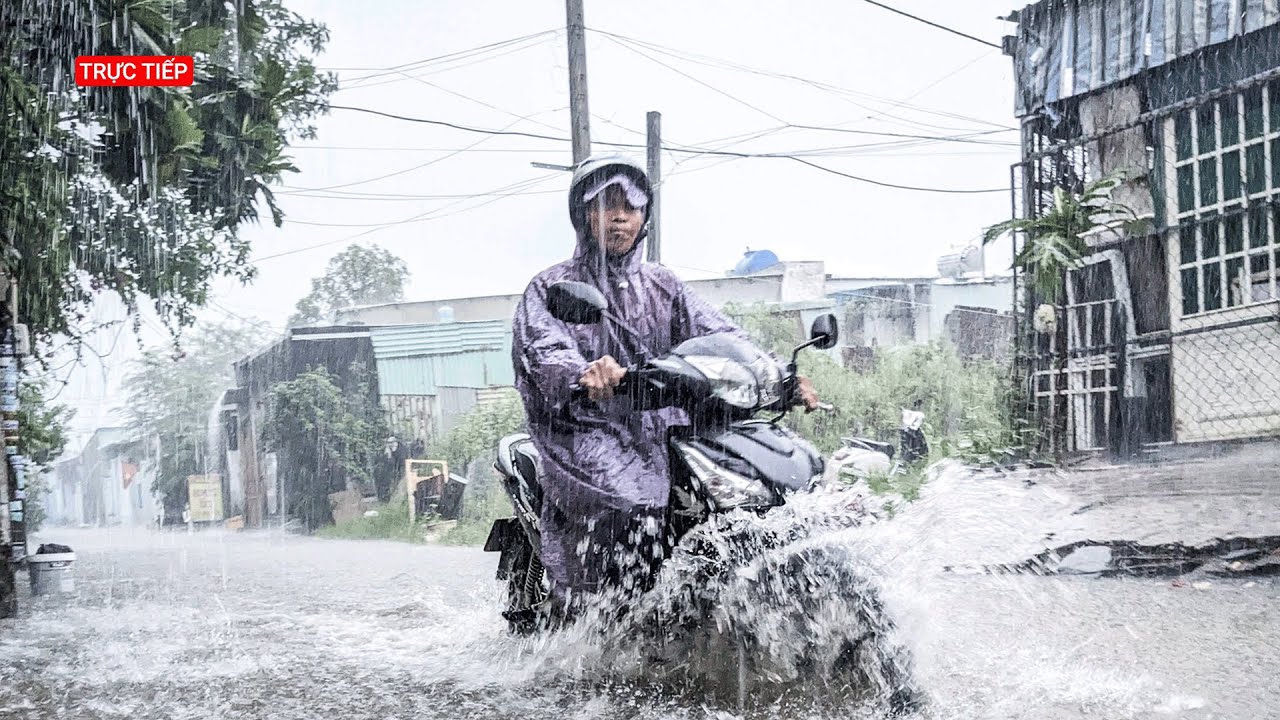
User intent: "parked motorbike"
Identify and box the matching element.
[825,408,930,487]
[484,280,922,713]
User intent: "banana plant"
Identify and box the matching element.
[983,171,1151,304]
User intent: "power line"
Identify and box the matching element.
[257,152,772,263]
[277,187,565,202]
[337,36,561,92]
[314,103,1010,191]
[601,34,789,125]
[328,29,559,83]
[255,174,564,262]
[339,40,558,93]
[856,0,1002,49]
[281,106,567,194]
[786,156,1005,194]
[861,50,999,126]
[590,28,1015,132]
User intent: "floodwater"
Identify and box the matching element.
[2,467,1278,720]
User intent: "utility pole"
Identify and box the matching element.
[565,0,591,163]
[645,111,662,263]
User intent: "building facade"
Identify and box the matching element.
[1007,0,1280,454]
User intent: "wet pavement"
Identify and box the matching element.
[1,459,1278,720]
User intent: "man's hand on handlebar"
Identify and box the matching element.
[796,375,823,413]
[580,355,627,402]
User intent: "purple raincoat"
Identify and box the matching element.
[512,232,746,599]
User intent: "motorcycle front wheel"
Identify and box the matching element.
[501,538,548,635]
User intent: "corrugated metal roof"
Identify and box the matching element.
[369,321,514,395]
[368,321,507,359]
[1012,0,1280,116]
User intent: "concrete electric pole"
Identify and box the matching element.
[565,0,591,164]
[645,110,662,263]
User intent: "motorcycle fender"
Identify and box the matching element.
[483,516,522,553]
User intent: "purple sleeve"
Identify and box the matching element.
[513,280,591,413]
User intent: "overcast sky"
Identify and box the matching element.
[52,0,1025,446]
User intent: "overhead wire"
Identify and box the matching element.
[254,173,564,261]
[589,28,1015,132]
[256,144,788,263]
[855,0,1003,49]
[311,104,1009,192]
[329,29,559,84]
[336,36,560,92]
[280,106,567,194]
[600,34,789,126]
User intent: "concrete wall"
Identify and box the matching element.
[685,275,782,307]
[928,279,1014,339]
[779,262,827,303]
[336,295,522,326]
[333,261,831,327]
[838,277,1014,359]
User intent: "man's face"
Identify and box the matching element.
[587,184,644,256]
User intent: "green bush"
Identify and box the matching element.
[727,301,1023,466]
[315,498,426,543]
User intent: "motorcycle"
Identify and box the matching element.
[825,408,930,487]
[483,280,922,713]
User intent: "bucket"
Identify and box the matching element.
[27,552,76,595]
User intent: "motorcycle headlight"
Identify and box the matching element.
[682,355,758,408]
[677,443,776,510]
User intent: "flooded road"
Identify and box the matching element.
[2,484,1278,720]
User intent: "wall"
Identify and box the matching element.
[928,279,1015,339]
[837,277,1014,359]
[685,275,782,307]
[333,261,832,327]
[336,294,522,326]
[945,307,1016,362]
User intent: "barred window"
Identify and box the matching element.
[1171,81,1280,317]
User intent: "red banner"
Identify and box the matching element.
[75,56,194,87]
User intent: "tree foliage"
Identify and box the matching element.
[0,0,336,350]
[429,389,525,472]
[121,319,270,518]
[727,302,1020,461]
[263,363,386,530]
[289,245,411,327]
[15,377,74,531]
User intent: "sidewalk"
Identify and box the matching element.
[890,443,1280,571]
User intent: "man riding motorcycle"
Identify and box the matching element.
[510,154,820,616]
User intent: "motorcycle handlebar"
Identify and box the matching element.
[569,367,634,402]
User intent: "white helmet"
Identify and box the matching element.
[567,153,653,235]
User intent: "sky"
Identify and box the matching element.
[50,0,1026,448]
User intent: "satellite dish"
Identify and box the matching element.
[937,245,984,279]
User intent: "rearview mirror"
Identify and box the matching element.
[810,314,839,350]
[546,281,608,324]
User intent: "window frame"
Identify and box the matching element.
[1167,84,1280,320]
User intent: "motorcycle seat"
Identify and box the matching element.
[498,433,544,507]
[841,437,896,460]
